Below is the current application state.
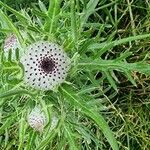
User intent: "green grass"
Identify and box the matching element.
[0,0,150,149]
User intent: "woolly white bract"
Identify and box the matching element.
[50,116,58,131]
[28,106,46,132]
[4,34,18,59]
[20,41,71,90]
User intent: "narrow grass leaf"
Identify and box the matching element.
[103,8,115,27]
[95,1,116,11]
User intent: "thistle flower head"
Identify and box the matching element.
[20,41,71,90]
[28,106,46,132]
[4,33,18,52]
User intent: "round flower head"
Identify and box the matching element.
[28,106,46,132]
[20,41,71,90]
[4,33,18,59]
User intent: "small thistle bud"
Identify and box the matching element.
[50,116,58,131]
[4,34,18,59]
[28,106,46,132]
[20,41,71,90]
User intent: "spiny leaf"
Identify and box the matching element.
[78,59,150,88]
[125,70,137,86]
[70,0,78,45]
[104,70,118,91]
[0,89,35,98]
[88,33,150,55]
[80,0,99,27]
[25,131,36,150]
[0,10,23,43]
[44,0,61,33]
[36,127,58,150]
[60,84,119,150]
[0,1,28,24]
[78,59,150,76]
[115,51,132,61]
[32,9,47,18]
[38,0,47,13]
[64,124,79,150]
[0,113,17,135]
[18,116,27,150]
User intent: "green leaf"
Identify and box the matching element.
[76,125,103,148]
[78,59,150,88]
[127,62,150,75]
[0,113,17,135]
[70,0,78,45]
[80,0,99,26]
[125,70,137,86]
[0,89,35,98]
[0,10,23,43]
[104,70,118,91]
[32,9,47,18]
[25,131,37,150]
[44,0,61,34]
[60,84,119,150]
[18,116,27,150]
[36,115,62,150]
[88,33,150,55]
[64,124,79,150]
[115,51,132,61]
[37,129,57,150]
[38,0,47,13]
[0,1,28,24]
[78,59,150,76]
